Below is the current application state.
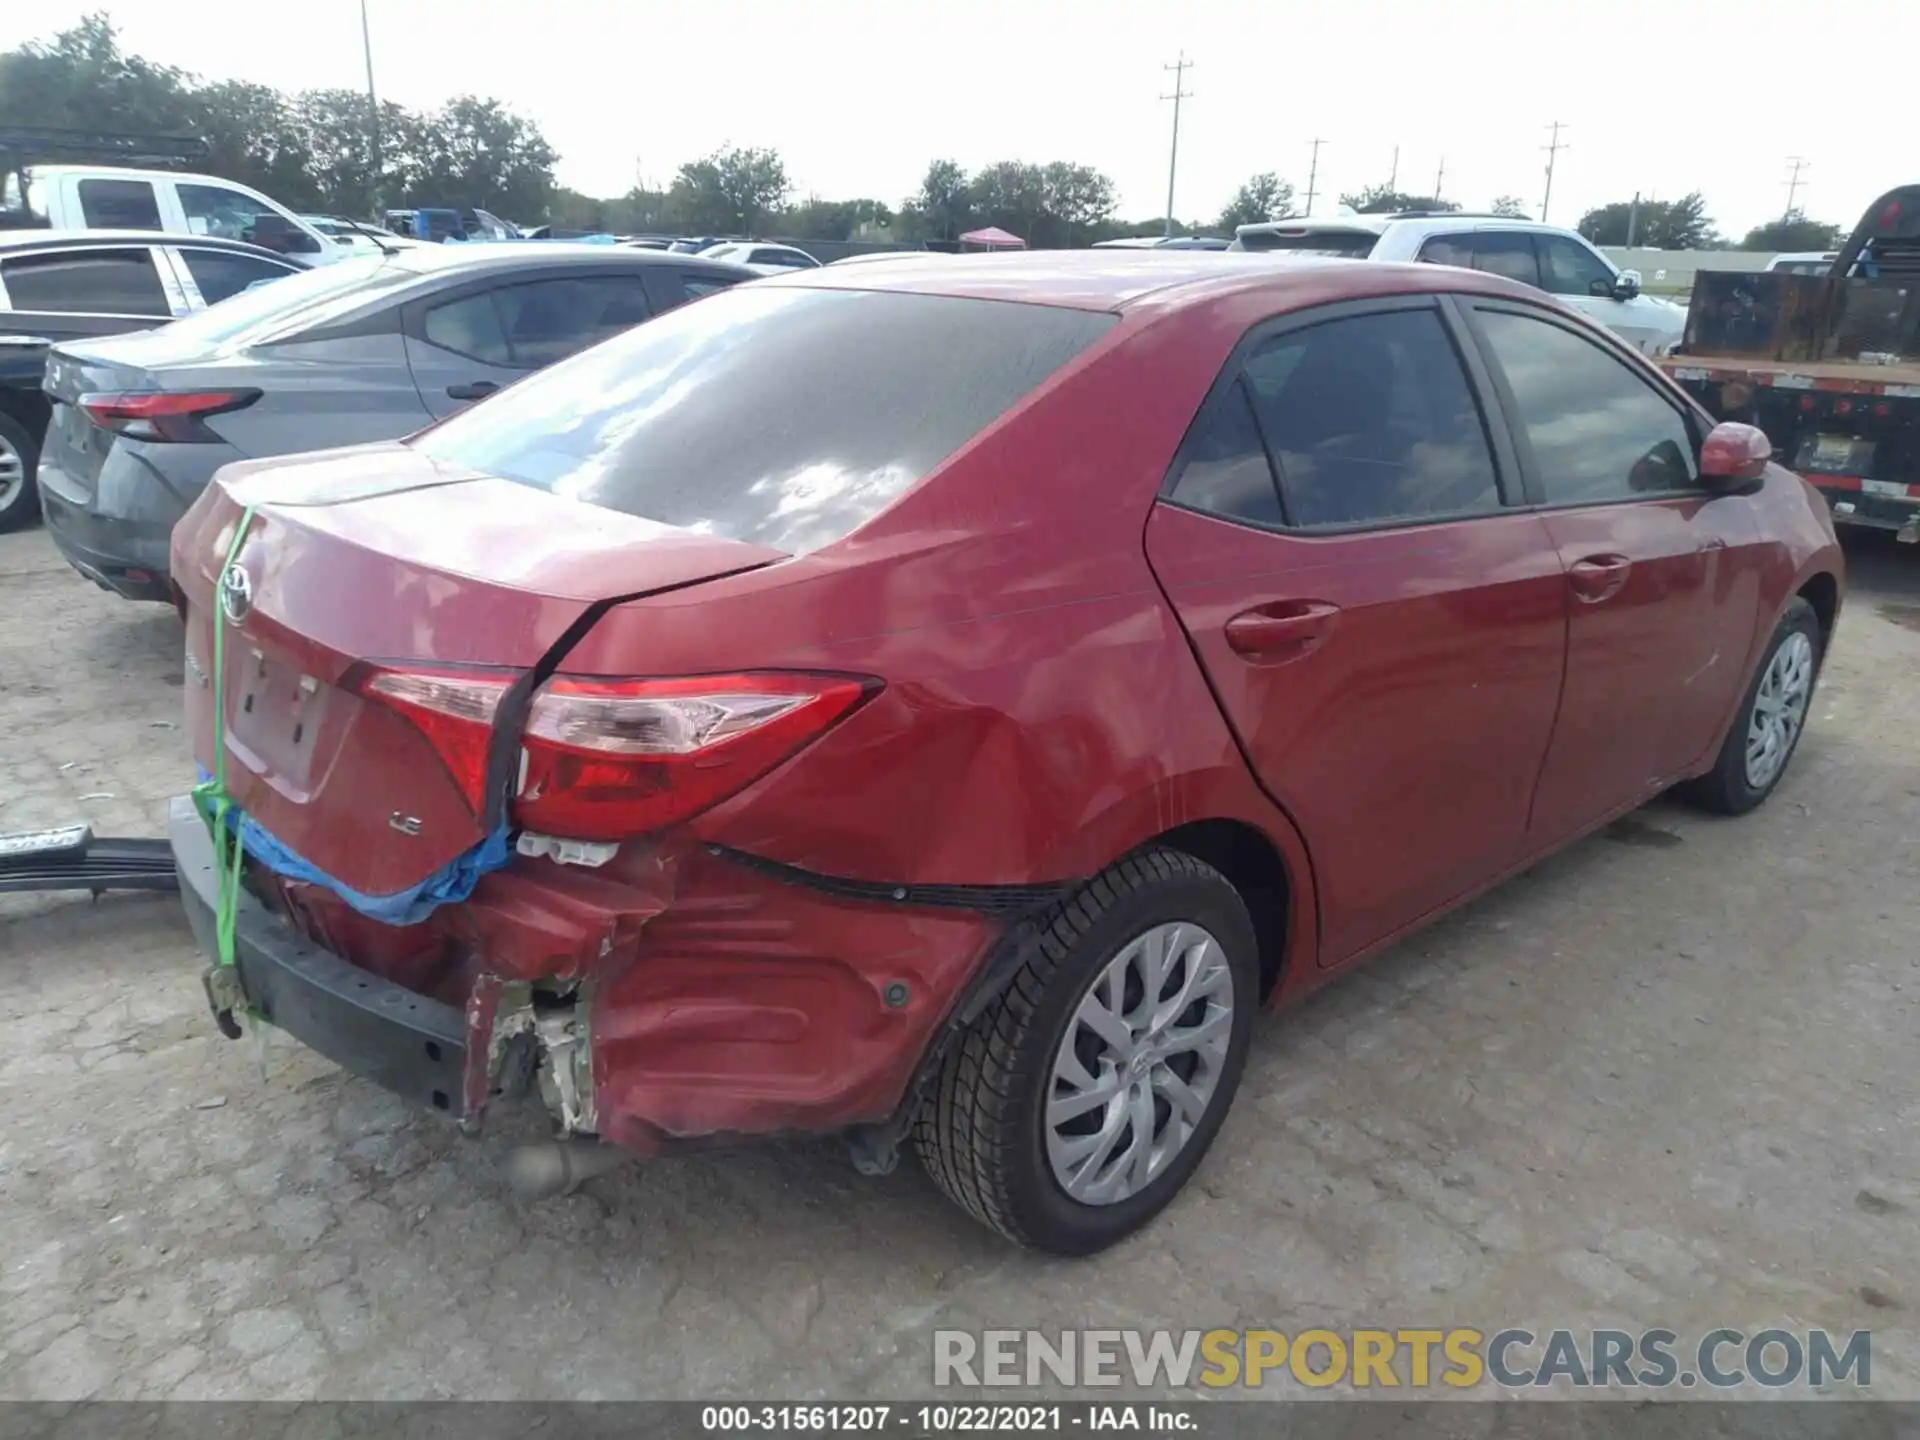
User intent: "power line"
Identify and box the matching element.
[1784,156,1810,218]
[1161,53,1193,238]
[1304,137,1326,214]
[1541,120,1568,223]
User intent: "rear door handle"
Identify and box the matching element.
[1223,601,1340,660]
[446,381,499,401]
[1568,552,1633,603]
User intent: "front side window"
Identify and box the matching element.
[178,248,297,305]
[178,183,322,256]
[1471,232,1541,288]
[413,286,1113,554]
[1417,234,1475,268]
[77,178,162,230]
[1239,308,1502,529]
[0,249,169,316]
[752,248,813,268]
[1476,308,1698,504]
[1537,235,1616,297]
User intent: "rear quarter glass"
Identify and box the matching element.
[410,286,1116,554]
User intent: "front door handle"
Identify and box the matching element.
[1568,552,1633,603]
[1224,601,1340,660]
[446,380,499,401]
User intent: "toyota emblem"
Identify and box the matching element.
[219,563,254,626]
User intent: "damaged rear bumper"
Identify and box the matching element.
[169,796,469,1115]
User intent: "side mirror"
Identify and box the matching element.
[1701,421,1771,484]
[1612,269,1643,300]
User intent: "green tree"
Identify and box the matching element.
[969,160,1049,242]
[673,146,788,235]
[191,80,314,208]
[0,14,198,135]
[1740,213,1841,252]
[1219,172,1294,230]
[407,95,556,220]
[780,196,894,241]
[1041,161,1117,245]
[1340,183,1458,215]
[1490,195,1529,218]
[904,158,971,242]
[1578,192,1718,249]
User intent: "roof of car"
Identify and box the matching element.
[0,228,293,256]
[761,248,1540,313]
[370,242,758,279]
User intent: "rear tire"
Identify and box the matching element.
[1681,597,1822,816]
[913,847,1258,1255]
[0,411,40,534]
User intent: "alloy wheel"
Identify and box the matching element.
[1045,920,1235,1205]
[1744,630,1814,790]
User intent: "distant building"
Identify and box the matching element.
[1599,247,1780,297]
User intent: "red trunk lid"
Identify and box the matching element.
[174,443,785,895]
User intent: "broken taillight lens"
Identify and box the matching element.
[79,389,261,443]
[356,668,874,841]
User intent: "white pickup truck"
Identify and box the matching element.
[2,165,346,266]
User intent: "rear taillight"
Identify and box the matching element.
[356,668,873,841]
[79,389,260,443]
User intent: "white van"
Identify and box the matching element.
[2,166,343,266]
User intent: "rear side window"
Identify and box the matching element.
[1475,308,1698,504]
[1471,232,1541,288]
[1170,382,1283,526]
[751,248,812,268]
[424,276,655,369]
[77,178,163,230]
[178,248,296,305]
[0,249,170,316]
[1537,235,1614,297]
[413,287,1114,554]
[1240,308,1501,529]
[495,276,653,366]
[423,291,512,364]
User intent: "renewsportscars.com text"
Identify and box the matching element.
[933,1327,1872,1391]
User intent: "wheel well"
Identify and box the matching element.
[1154,819,1291,1002]
[0,386,50,442]
[1798,571,1839,652]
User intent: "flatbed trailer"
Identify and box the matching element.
[1657,184,1920,543]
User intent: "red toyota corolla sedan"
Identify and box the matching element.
[169,253,1843,1254]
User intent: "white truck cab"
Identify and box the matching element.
[3,166,342,266]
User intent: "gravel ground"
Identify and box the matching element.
[2,523,1917,1401]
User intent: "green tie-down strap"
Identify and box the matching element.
[190,503,256,1038]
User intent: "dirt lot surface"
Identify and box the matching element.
[2,524,1918,1402]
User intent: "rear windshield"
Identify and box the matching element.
[1236,230,1379,258]
[412,286,1115,553]
[153,254,416,347]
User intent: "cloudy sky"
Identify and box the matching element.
[32,0,1914,237]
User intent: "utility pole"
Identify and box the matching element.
[1161,53,1193,237]
[360,0,381,217]
[1388,146,1399,192]
[1433,156,1445,205]
[1304,137,1326,214]
[1784,156,1809,218]
[1541,120,1568,223]
[1627,191,1641,247]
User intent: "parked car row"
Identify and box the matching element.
[0,229,308,530]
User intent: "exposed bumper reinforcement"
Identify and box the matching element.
[169,796,469,1117]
